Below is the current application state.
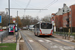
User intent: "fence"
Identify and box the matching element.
[0,31,19,43]
[0,30,8,42]
[55,32,75,40]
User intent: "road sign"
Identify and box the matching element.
[52,20,54,25]
[0,15,2,23]
[13,19,15,23]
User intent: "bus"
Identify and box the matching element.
[34,21,53,36]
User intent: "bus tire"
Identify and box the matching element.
[34,32,37,36]
[37,33,40,37]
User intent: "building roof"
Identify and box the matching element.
[56,4,71,15]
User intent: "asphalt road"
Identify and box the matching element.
[20,30,75,50]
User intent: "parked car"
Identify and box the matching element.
[29,25,34,31]
[2,27,7,30]
[22,27,27,30]
[0,28,3,31]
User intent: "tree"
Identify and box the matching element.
[21,15,31,26]
[15,16,22,27]
[0,12,9,26]
[41,15,50,22]
[21,15,39,26]
[32,16,39,24]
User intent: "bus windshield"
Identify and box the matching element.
[41,23,52,29]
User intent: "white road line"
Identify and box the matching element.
[20,40,24,42]
[45,40,51,43]
[54,40,61,42]
[38,40,44,42]
[63,40,70,42]
[49,43,53,45]
[29,40,34,42]
[51,45,58,48]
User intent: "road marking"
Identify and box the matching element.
[63,40,70,42]
[38,40,44,42]
[29,40,34,42]
[51,45,58,48]
[20,40,24,42]
[54,40,60,42]
[59,46,64,50]
[63,46,74,50]
[49,43,53,45]
[45,40,51,43]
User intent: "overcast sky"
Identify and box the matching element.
[0,0,75,19]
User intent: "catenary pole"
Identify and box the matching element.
[71,7,72,34]
[8,0,10,23]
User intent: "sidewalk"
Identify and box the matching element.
[53,34,75,42]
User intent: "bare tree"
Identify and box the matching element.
[21,15,39,26]
[0,12,9,26]
[41,15,51,22]
[15,16,22,27]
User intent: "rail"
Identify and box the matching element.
[20,32,33,50]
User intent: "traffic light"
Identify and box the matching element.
[66,18,69,27]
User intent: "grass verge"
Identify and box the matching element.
[55,32,75,36]
[0,43,16,50]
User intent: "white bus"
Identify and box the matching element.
[34,21,53,36]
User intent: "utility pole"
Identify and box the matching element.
[8,0,10,23]
[71,7,72,34]
[17,11,18,24]
[17,11,18,31]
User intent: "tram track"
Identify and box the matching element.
[30,30,75,50]
[43,36,75,47]
[31,30,75,47]
[21,31,49,50]
[21,30,75,50]
[20,31,33,50]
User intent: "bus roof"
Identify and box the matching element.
[37,21,51,24]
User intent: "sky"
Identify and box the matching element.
[0,0,75,19]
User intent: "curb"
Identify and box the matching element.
[16,32,21,50]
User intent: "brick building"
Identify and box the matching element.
[69,5,75,27]
[51,4,75,32]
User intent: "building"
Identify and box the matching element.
[51,4,75,32]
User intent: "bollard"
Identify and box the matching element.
[65,33,66,39]
[74,34,75,40]
[16,34,17,43]
[1,35,3,43]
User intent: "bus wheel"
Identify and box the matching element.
[34,32,37,36]
[37,33,40,37]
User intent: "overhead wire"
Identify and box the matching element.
[36,0,58,17]
[11,0,31,17]
[13,0,23,8]
[24,0,31,17]
[12,0,25,16]
[43,0,58,8]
